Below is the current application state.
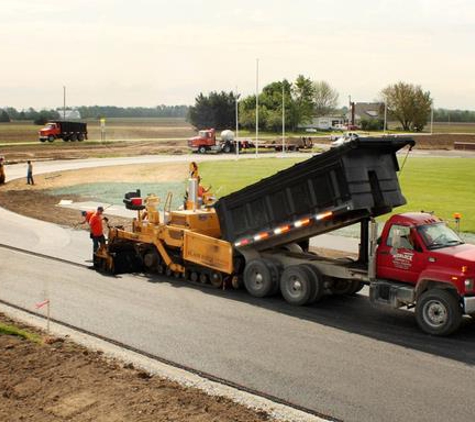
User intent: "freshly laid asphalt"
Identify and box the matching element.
[1,155,475,422]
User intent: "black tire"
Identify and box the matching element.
[280,265,315,306]
[222,142,233,153]
[199,273,208,284]
[143,249,160,271]
[62,138,69,142]
[48,135,55,142]
[78,133,85,141]
[190,271,199,282]
[70,133,78,142]
[415,289,462,336]
[198,146,207,154]
[39,138,46,143]
[348,281,365,295]
[243,259,279,298]
[209,271,223,288]
[330,278,354,295]
[300,264,324,303]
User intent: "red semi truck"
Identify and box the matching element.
[39,121,88,143]
[188,128,253,154]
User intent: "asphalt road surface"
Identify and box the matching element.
[1,155,475,422]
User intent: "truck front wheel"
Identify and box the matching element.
[48,135,55,142]
[415,289,462,336]
[198,146,207,154]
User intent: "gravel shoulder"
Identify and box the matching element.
[0,313,271,422]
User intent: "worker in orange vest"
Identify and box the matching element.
[89,206,107,255]
[79,210,94,226]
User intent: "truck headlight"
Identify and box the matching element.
[465,278,474,292]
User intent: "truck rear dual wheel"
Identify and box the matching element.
[222,143,234,153]
[243,259,280,298]
[415,289,462,336]
[280,265,317,306]
[78,133,85,141]
[330,279,363,295]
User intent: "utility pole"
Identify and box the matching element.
[384,101,388,133]
[430,102,434,135]
[255,58,259,158]
[282,81,286,153]
[235,87,239,157]
[63,86,66,120]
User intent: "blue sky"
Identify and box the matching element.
[1,0,474,109]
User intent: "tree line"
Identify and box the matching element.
[0,105,189,124]
[188,80,475,132]
[188,75,339,131]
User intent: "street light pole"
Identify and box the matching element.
[282,81,286,153]
[255,58,259,158]
[235,88,239,157]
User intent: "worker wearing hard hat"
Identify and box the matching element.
[89,206,107,255]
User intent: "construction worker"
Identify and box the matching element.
[0,156,5,184]
[197,176,211,207]
[189,161,199,179]
[79,210,94,226]
[89,206,107,255]
[26,160,34,185]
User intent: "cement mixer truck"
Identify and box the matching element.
[188,128,254,154]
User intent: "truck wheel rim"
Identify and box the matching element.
[289,276,303,295]
[423,300,448,327]
[253,272,263,287]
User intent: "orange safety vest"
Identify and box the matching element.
[85,210,94,223]
[89,212,104,237]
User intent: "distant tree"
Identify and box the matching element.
[0,110,10,122]
[33,109,60,125]
[313,81,339,117]
[289,75,315,130]
[381,82,432,131]
[188,91,238,130]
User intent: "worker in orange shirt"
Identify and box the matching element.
[89,206,107,255]
[79,210,94,226]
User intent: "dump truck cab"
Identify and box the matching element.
[39,122,61,142]
[377,213,475,291]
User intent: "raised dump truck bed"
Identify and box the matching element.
[214,137,415,250]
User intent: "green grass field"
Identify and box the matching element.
[199,156,475,233]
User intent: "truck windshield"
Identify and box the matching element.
[44,123,55,129]
[198,131,211,138]
[417,222,463,250]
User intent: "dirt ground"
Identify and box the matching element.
[0,313,270,422]
[1,141,188,163]
[0,163,188,231]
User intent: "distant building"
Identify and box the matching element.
[299,116,345,131]
[56,109,81,120]
[346,102,384,125]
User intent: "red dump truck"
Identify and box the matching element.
[39,121,88,143]
[99,137,475,335]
